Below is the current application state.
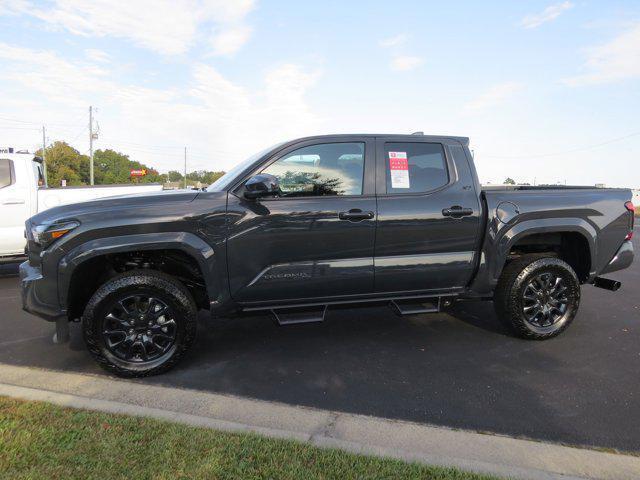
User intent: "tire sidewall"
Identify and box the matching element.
[512,258,580,337]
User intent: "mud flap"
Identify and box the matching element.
[53,317,70,344]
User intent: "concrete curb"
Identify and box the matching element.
[0,364,638,480]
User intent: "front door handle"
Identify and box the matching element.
[339,209,374,221]
[442,206,473,218]
[2,198,25,205]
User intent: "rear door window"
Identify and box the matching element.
[384,142,448,194]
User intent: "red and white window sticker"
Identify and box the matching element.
[389,152,410,188]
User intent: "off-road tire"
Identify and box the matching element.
[494,255,580,340]
[82,270,197,377]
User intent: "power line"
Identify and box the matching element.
[98,137,184,150]
[0,116,42,125]
[483,130,640,159]
[67,125,89,144]
[0,114,85,129]
[0,125,41,131]
[98,136,236,157]
[96,142,235,161]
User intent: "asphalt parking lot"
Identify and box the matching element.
[1,231,639,453]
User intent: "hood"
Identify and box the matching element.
[30,189,200,226]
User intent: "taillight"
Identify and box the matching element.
[625,201,635,240]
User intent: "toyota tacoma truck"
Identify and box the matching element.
[19,134,635,377]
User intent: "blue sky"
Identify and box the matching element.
[0,0,639,187]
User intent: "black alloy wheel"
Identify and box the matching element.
[102,295,177,363]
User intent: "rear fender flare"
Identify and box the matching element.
[487,218,597,287]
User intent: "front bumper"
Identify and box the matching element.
[19,261,66,322]
[601,240,634,275]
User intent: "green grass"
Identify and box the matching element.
[0,396,497,480]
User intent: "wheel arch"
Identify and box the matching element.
[59,232,227,319]
[470,218,597,295]
[497,219,596,282]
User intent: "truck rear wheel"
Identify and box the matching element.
[494,255,580,340]
[82,270,197,377]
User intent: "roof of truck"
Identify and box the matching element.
[285,134,470,146]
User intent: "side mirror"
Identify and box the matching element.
[244,173,280,200]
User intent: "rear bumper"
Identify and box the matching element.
[19,261,65,322]
[600,240,634,275]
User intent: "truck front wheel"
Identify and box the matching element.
[494,256,580,340]
[82,270,197,377]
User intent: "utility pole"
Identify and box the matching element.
[89,106,94,185]
[184,147,187,189]
[41,126,47,181]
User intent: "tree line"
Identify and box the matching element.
[36,141,225,187]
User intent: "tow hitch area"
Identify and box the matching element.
[593,277,622,291]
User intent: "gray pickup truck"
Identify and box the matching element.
[20,134,635,377]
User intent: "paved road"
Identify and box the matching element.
[1,232,639,452]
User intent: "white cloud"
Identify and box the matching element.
[379,34,408,48]
[381,35,422,72]
[0,0,30,15]
[0,42,320,172]
[520,1,573,29]
[84,49,110,63]
[390,55,424,71]
[200,0,255,23]
[0,0,256,56]
[210,25,253,56]
[464,82,523,112]
[0,42,111,107]
[262,63,320,124]
[564,22,640,86]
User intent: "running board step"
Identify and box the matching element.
[391,298,440,315]
[271,305,327,325]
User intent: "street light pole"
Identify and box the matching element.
[184,147,187,189]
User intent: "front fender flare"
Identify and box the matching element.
[58,232,225,309]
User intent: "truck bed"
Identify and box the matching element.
[472,186,633,295]
[482,185,626,191]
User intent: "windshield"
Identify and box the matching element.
[207,143,283,192]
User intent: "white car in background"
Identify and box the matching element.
[0,152,163,262]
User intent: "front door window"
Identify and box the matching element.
[262,142,365,197]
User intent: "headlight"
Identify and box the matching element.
[31,220,80,248]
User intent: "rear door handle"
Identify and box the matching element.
[442,206,474,218]
[339,209,374,221]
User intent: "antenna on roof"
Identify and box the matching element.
[411,131,424,135]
